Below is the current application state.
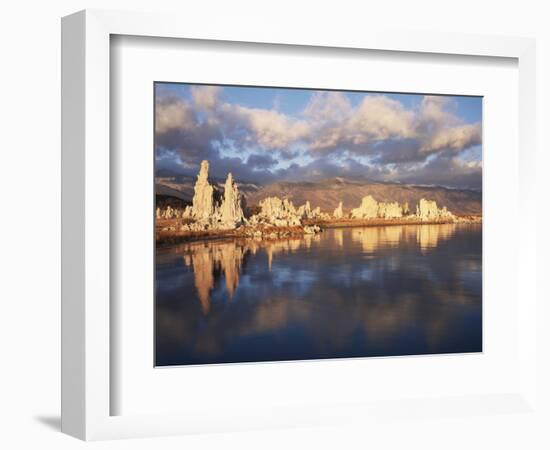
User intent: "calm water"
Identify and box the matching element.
[155,224,482,366]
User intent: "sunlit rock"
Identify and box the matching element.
[254,196,302,226]
[219,172,245,227]
[182,206,192,218]
[351,195,379,219]
[295,201,329,220]
[333,201,344,219]
[304,225,321,234]
[378,201,403,219]
[297,201,312,219]
[191,160,215,220]
[415,198,455,221]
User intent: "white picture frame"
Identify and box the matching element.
[61,9,538,441]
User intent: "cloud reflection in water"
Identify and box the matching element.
[155,224,482,366]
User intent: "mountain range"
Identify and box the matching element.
[155,176,482,216]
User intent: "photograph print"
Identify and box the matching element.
[154,82,482,367]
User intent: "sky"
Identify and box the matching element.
[155,83,482,190]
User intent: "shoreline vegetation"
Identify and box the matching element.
[156,160,482,247]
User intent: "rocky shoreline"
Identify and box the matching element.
[156,216,481,247]
[306,215,481,229]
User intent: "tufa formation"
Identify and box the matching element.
[156,160,465,238]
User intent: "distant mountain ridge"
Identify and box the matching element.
[155,175,260,202]
[156,176,482,216]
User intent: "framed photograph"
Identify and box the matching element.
[62,9,538,440]
[153,82,483,367]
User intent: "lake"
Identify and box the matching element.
[155,223,482,366]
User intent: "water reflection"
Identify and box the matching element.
[416,223,457,252]
[156,224,482,366]
[333,228,344,248]
[351,226,405,253]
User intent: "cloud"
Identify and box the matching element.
[304,91,353,123]
[372,139,425,164]
[167,86,311,152]
[307,94,481,161]
[275,155,391,182]
[417,96,482,155]
[247,153,278,169]
[269,152,481,190]
[155,95,221,164]
[155,85,482,188]
[155,94,282,183]
[421,123,482,154]
[393,153,483,190]
[221,104,310,150]
[206,154,278,184]
[348,96,416,141]
[307,95,415,153]
[418,95,458,127]
[155,95,196,134]
[191,85,221,111]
